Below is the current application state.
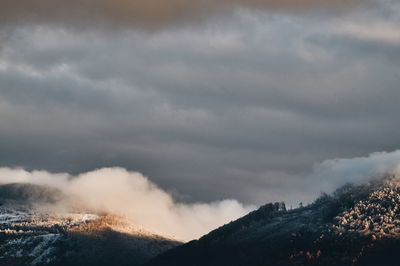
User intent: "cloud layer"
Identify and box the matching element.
[1,149,400,240]
[305,150,400,200]
[0,0,399,206]
[0,167,253,241]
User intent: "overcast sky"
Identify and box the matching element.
[1,0,400,205]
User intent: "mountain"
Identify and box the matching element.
[5,176,400,266]
[148,175,400,266]
[0,183,181,266]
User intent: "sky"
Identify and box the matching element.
[1,0,400,207]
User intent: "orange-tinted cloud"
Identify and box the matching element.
[0,0,366,29]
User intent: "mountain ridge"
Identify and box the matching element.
[0,183,181,266]
[148,175,400,266]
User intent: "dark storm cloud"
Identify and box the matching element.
[0,0,366,29]
[1,0,400,205]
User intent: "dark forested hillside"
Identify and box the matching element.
[148,176,400,266]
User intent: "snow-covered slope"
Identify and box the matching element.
[0,183,181,266]
[149,175,400,266]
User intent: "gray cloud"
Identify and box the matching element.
[0,0,400,205]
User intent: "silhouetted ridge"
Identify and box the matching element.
[148,175,400,266]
